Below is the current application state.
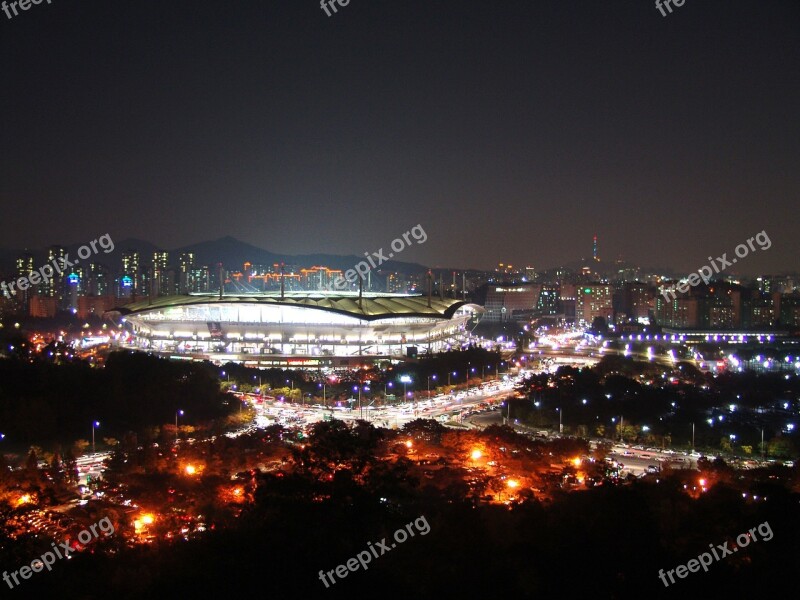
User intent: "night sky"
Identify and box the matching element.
[1,0,798,273]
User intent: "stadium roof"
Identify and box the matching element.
[110,293,482,322]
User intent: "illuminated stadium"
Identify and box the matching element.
[110,292,484,368]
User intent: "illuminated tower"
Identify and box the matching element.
[593,234,599,262]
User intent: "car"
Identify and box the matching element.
[646,465,660,473]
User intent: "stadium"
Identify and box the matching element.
[109,292,484,368]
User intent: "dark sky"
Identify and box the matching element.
[1,0,798,274]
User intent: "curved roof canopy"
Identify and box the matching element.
[110,293,481,322]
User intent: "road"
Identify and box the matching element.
[466,410,699,476]
[250,380,518,429]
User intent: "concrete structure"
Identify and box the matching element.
[110,292,483,368]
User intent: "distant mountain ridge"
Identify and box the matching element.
[0,236,431,275]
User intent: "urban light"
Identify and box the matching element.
[92,421,100,454]
[427,374,437,397]
[175,409,184,442]
[400,375,412,401]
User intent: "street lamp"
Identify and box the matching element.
[400,375,412,398]
[352,385,370,419]
[384,381,394,402]
[400,375,412,411]
[354,385,366,419]
[175,410,184,442]
[427,374,437,398]
[92,421,100,455]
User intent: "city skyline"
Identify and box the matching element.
[1,232,795,278]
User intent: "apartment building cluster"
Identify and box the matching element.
[481,276,800,331]
[655,279,800,329]
[1,248,217,319]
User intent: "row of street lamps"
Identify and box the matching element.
[88,411,190,456]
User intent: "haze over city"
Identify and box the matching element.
[2,0,799,273]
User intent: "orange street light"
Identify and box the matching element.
[471,449,483,460]
[134,513,155,534]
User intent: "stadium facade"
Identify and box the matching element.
[110,292,484,368]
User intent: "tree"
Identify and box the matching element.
[73,439,90,456]
[591,316,609,334]
[402,419,446,444]
[62,449,79,484]
[25,448,39,471]
[593,441,611,462]
[767,435,796,458]
[49,452,64,483]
